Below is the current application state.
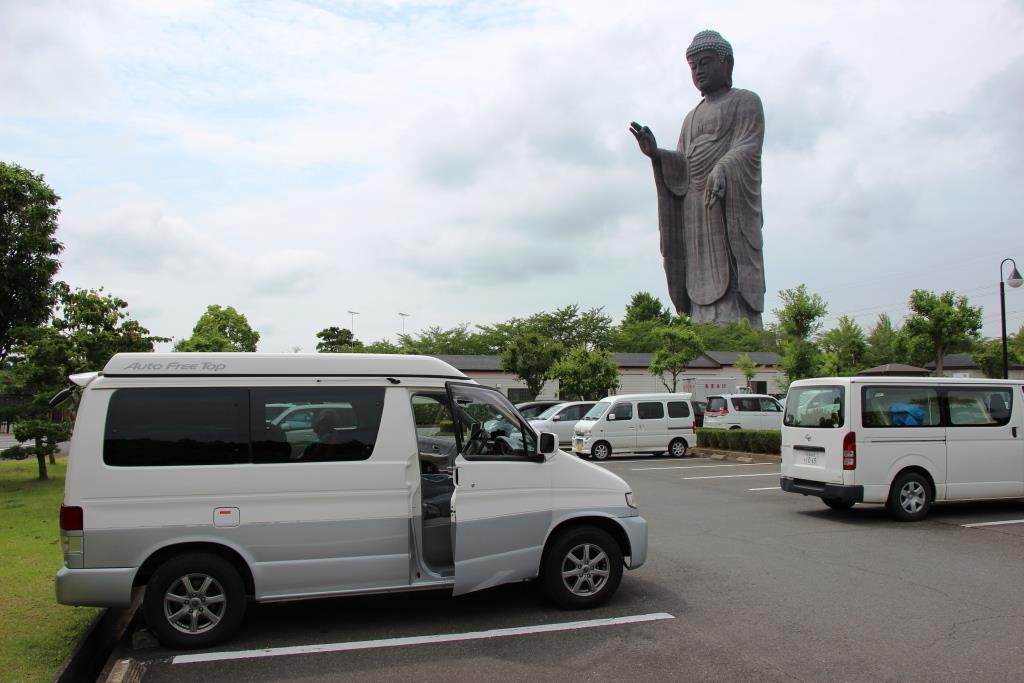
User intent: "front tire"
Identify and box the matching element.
[590,441,611,461]
[668,438,688,458]
[143,553,246,649]
[886,471,932,522]
[541,526,623,609]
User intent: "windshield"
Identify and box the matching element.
[582,402,610,420]
[783,386,845,428]
[536,403,565,420]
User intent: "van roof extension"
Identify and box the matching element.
[102,353,468,380]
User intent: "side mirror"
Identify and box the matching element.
[607,413,616,421]
[551,414,562,421]
[538,431,557,456]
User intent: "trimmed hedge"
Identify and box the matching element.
[697,428,780,455]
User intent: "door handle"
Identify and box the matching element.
[454,467,460,485]
[1013,427,1018,438]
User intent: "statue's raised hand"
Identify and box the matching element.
[630,121,657,158]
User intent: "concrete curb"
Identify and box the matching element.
[691,447,781,464]
[53,592,140,683]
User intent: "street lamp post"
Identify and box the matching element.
[999,258,1023,379]
[346,310,360,336]
[398,312,410,335]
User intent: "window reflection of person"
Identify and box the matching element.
[301,409,345,460]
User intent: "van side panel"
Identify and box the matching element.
[67,385,415,601]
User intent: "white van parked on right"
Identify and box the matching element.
[780,376,1024,521]
[703,394,783,430]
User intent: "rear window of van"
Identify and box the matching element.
[783,386,845,428]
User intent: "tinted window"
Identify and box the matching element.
[760,398,782,412]
[104,388,249,467]
[784,386,844,428]
[706,397,727,412]
[947,387,1013,426]
[733,397,759,412]
[610,402,633,420]
[638,402,665,419]
[862,386,940,427]
[558,405,587,421]
[667,401,691,418]
[253,387,385,463]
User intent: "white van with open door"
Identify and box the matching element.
[780,376,1024,521]
[55,353,647,648]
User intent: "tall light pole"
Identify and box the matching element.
[999,258,1022,379]
[346,310,360,336]
[398,312,410,335]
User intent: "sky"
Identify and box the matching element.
[4,0,1024,352]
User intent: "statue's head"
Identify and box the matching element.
[685,29,733,96]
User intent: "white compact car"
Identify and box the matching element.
[703,394,783,430]
[55,353,647,649]
[529,401,596,448]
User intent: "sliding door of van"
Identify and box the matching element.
[945,386,1022,499]
[636,401,668,451]
[446,382,551,596]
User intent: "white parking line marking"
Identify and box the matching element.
[748,486,781,491]
[961,519,1024,528]
[633,463,772,471]
[682,472,779,480]
[171,612,676,665]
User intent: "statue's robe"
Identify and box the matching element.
[650,87,766,327]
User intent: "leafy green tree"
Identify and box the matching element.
[774,285,827,387]
[551,347,620,400]
[396,324,490,355]
[315,326,364,353]
[864,314,903,367]
[174,305,259,352]
[623,292,672,326]
[648,325,705,392]
[902,290,983,375]
[691,319,778,352]
[499,331,563,399]
[818,315,867,376]
[1,162,64,361]
[735,353,760,388]
[4,287,164,480]
[1009,324,1024,366]
[479,305,613,355]
[971,339,1004,379]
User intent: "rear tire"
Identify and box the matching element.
[668,438,688,458]
[541,526,623,609]
[822,497,855,511]
[143,552,246,649]
[886,471,932,522]
[591,441,611,461]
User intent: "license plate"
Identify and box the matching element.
[802,453,818,466]
[573,442,582,453]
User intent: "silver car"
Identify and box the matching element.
[529,401,597,448]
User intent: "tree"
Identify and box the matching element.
[499,331,563,399]
[692,319,778,352]
[902,290,983,375]
[623,291,672,326]
[174,305,259,352]
[396,324,490,355]
[774,285,827,388]
[735,353,759,388]
[551,347,620,400]
[648,325,705,392]
[1,162,64,362]
[818,316,867,376]
[971,338,1004,379]
[478,305,614,355]
[4,286,165,480]
[315,326,363,353]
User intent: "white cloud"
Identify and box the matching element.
[4,0,1024,351]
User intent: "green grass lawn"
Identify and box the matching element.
[0,459,100,683]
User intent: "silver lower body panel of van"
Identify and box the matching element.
[619,516,648,569]
[55,566,134,607]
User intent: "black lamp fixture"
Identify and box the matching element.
[999,258,1023,379]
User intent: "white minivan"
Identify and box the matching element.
[703,394,783,430]
[780,376,1024,521]
[55,353,647,648]
[572,393,700,460]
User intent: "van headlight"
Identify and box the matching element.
[625,492,638,509]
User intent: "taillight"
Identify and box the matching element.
[692,420,697,431]
[60,505,83,531]
[842,432,856,470]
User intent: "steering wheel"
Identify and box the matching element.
[494,436,516,456]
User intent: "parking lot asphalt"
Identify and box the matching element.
[118,456,1024,682]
